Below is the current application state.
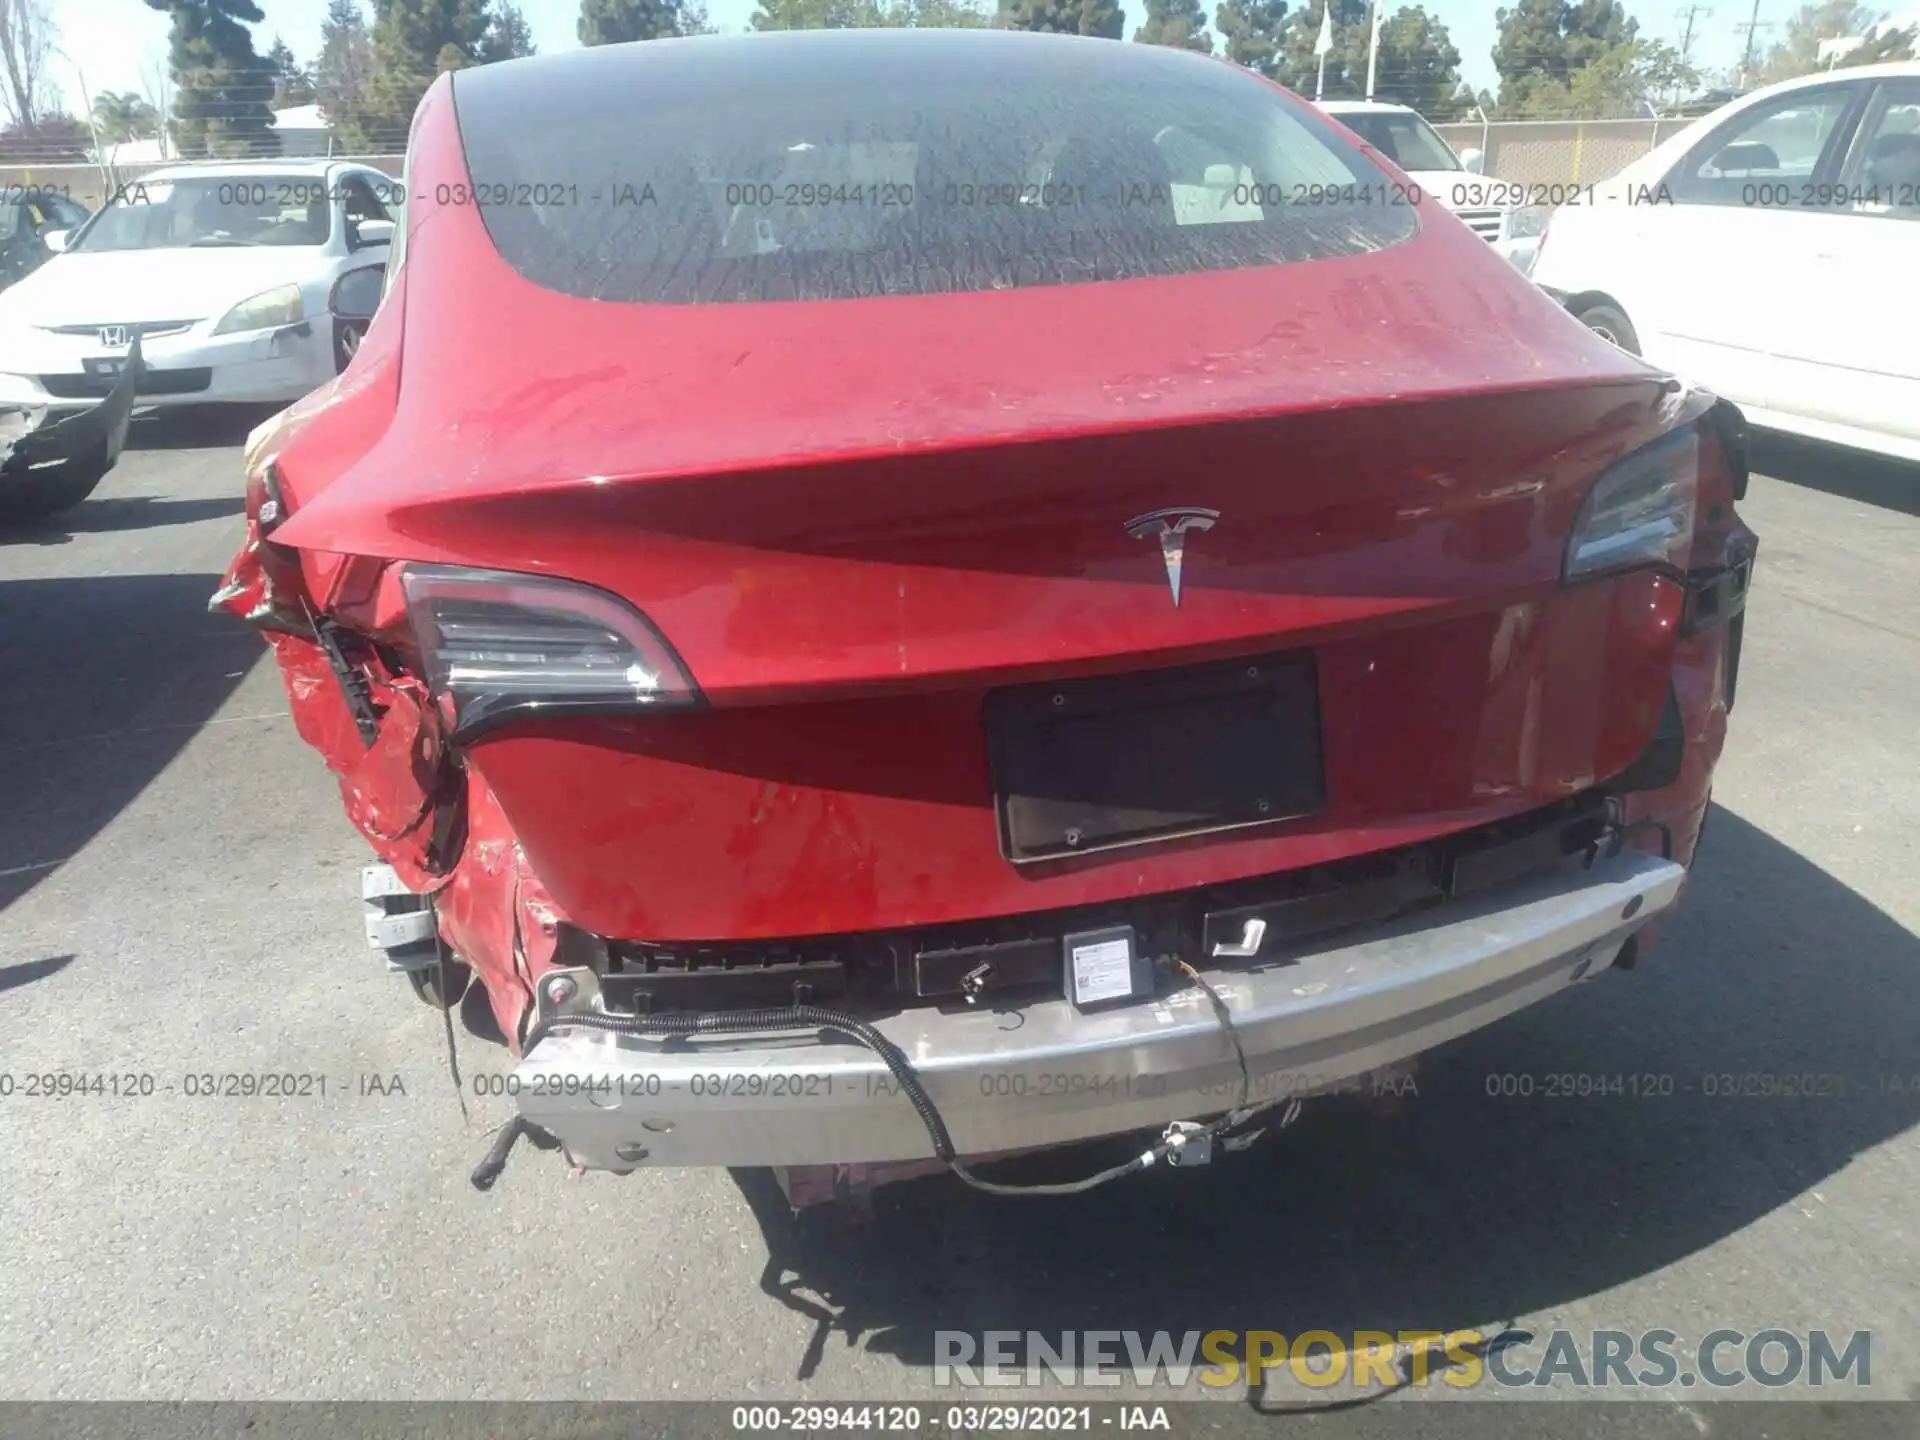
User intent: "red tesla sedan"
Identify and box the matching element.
[218,29,1756,1202]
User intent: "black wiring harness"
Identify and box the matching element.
[473,797,1675,1194]
[1598,794,1676,863]
[473,961,1300,1196]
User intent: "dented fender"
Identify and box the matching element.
[433,771,565,1050]
[215,482,562,1049]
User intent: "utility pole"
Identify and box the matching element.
[1674,4,1711,106]
[56,49,113,204]
[1734,0,1769,88]
[1677,3,1712,64]
[1313,1,1334,102]
[1365,0,1383,101]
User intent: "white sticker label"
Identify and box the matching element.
[1071,937,1135,1004]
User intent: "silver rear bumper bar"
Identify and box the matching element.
[513,848,1685,1171]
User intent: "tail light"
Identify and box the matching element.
[1563,426,1698,581]
[400,564,700,737]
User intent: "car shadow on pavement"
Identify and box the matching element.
[1752,430,1920,517]
[0,493,244,545]
[0,954,75,994]
[0,573,261,912]
[123,403,286,453]
[729,803,1920,1385]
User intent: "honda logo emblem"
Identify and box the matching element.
[97,325,130,348]
[1124,507,1219,608]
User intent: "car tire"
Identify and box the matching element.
[0,441,111,523]
[1572,300,1641,355]
[334,318,365,374]
[407,955,473,1010]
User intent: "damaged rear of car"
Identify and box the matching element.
[217,31,1757,1204]
[0,335,141,522]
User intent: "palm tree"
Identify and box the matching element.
[91,89,158,144]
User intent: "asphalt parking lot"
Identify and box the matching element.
[1,410,1916,1431]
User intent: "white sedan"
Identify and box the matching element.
[1530,62,1920,465]
[1316,100,1545,271]
[0,159,400,414]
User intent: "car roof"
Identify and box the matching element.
[1316,100,1417,115]
[452,27,1245,102]
[1757,59,1920,93]
[1675,60,1920,119]
[139,159,365,182]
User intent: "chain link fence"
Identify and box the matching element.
[1433,119,1678,186]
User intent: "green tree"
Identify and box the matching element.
[1273,0,1367,94]
[1493,0,1650,115]
[752,0,883,24]
[266,37,308,104]
[997,0,1123,38]
[1498,36,1694,116]
[752,0,987,25]
[1272,1,1459,110]
[316,0,373,146]
[578,0,682,41]
[1214,0,1288,75]
[1369,6,1464,115]
[360,0,492,149]
[1757,3,1914,83]
[480,1,536,58]
[145,0,280,157]
[1135,0,1213,50]
[1491,0,1565,91]
[265,36,317,105]
[1851,23,1917,63]
[1581,37,1692,112]
[1562,0,1635,67]
[1493,0,1635,98]
[92,90,160,143]
[901,0,987,23]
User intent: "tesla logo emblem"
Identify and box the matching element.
[1125,506,1219,608]
[98,325,130,348]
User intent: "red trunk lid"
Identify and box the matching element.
[266,97,1687,939]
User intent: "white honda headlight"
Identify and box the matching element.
[1564,428,1699,580]
[1503,204,1551,240]
[212,284,305,335]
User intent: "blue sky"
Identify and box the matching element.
[49,0,1771,113]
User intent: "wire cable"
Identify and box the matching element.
[514,1001,1196,1196]
[501,941,1323,1197]
[1173,957,1251,1117]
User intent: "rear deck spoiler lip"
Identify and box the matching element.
[266,366,1678,559]
[0,334,143,474]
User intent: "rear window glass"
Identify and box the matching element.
[1333,111,1461,173]
[451,30,1417,304]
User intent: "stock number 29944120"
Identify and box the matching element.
[731,1406,924,1431]
[1745,181,1920,209]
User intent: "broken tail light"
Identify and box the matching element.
[400,564,701,739]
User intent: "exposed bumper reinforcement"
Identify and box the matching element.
[512,847,1686,1171]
